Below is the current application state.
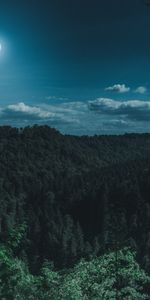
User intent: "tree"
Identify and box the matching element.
[0,245,38,300]
[59,248,150,300]
[37,261,60,300]
[0,242,150,299]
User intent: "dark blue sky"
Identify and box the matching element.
[0,0,150,134]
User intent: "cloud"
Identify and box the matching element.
[134,86,147,94]
[1,101,85,124]
[88,98,150,121]
[5,102,56,119]
[0,99,150,135]
[105,84,130,93]
[45,96,69,101]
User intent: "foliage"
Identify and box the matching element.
[56,247,150,300]
[0,125,150,298]
[0,243,150,299]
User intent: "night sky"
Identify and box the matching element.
[0,0,150,135]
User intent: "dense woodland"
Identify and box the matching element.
[0,125,150,298]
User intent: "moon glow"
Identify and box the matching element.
[0,44,2,52]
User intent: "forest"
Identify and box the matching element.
[0,125,150,299]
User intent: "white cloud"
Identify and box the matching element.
[89,98,150,110]
[6,102,56,119]
[105,84,130,93]
[88,98,150,121]
[0,98,150,135]
[134,86,147,94]
[1,101,86,125]
[46,96,69,101]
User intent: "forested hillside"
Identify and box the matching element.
[0,125,150,279]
